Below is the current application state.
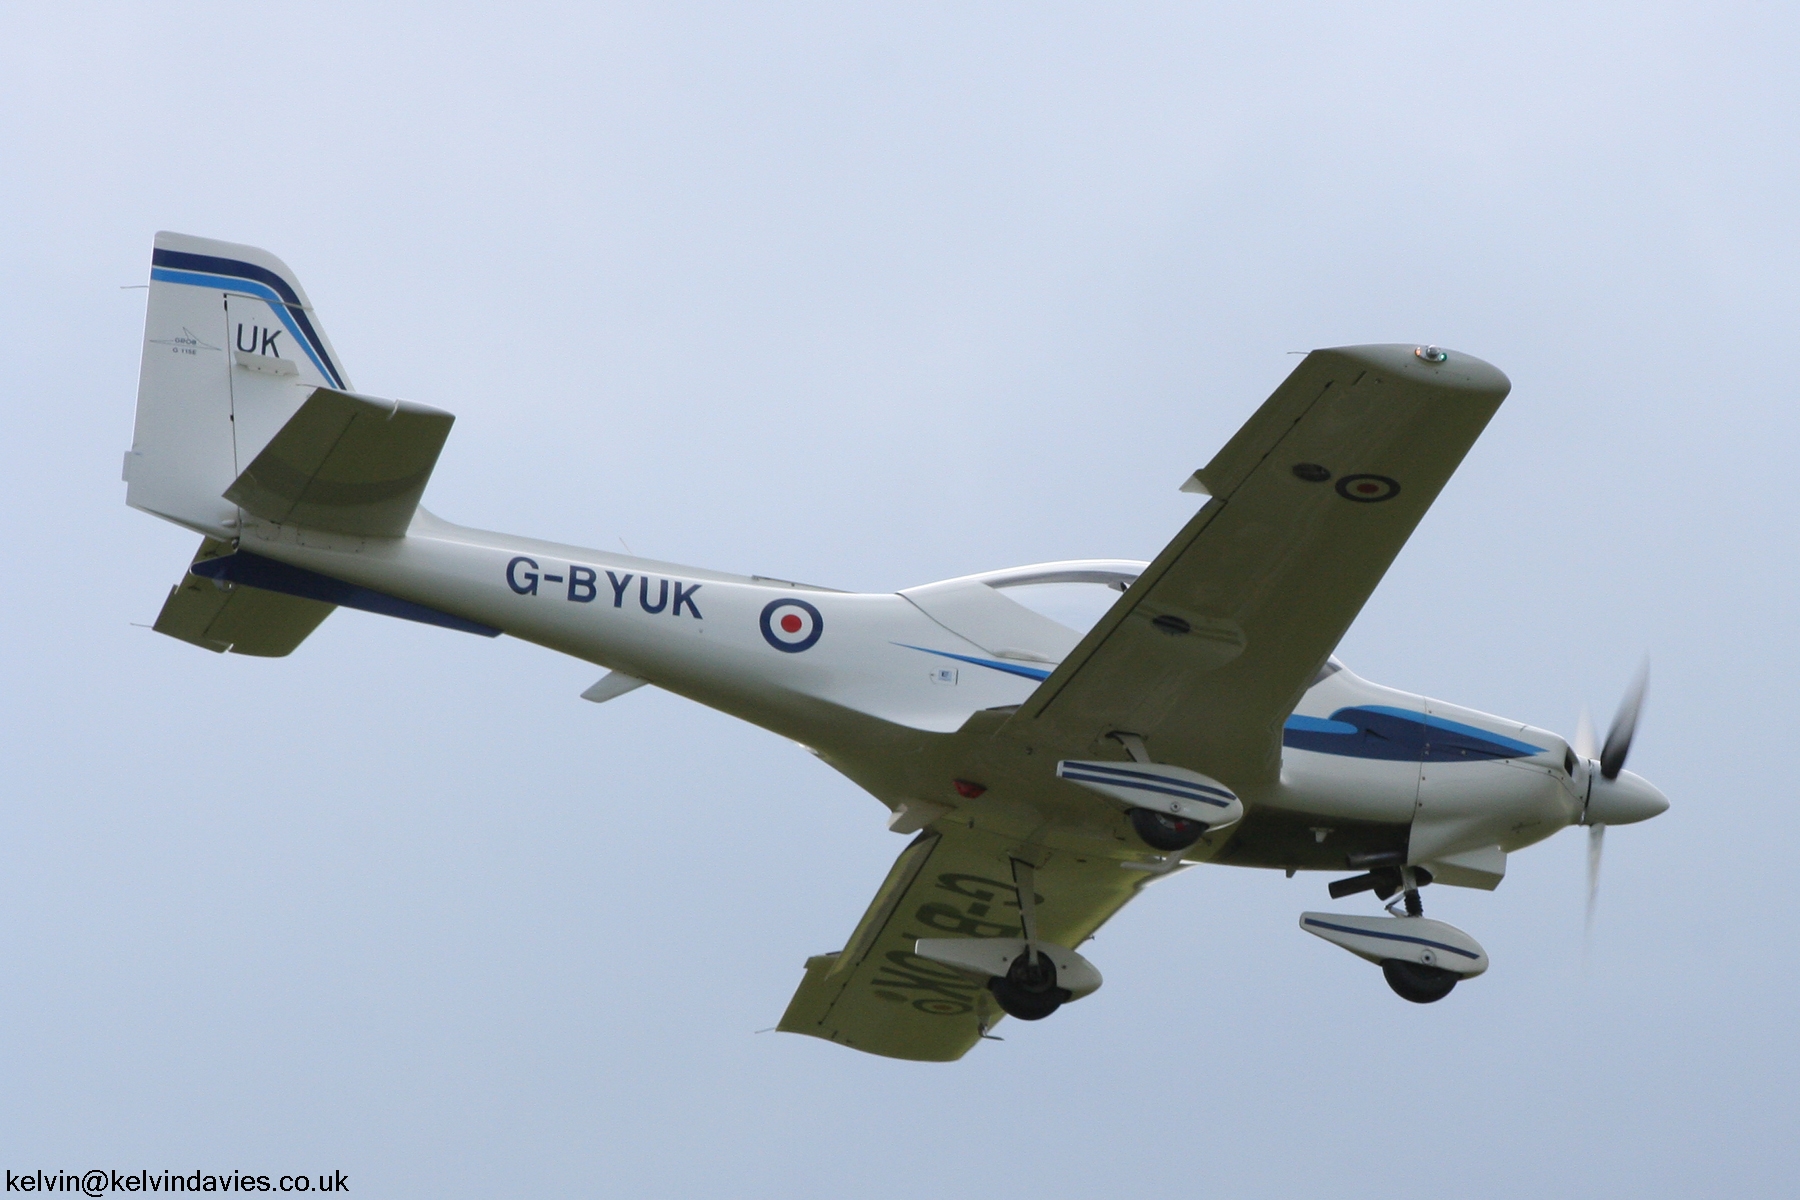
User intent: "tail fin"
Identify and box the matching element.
[127,234,467,657]
[124,232,352,538]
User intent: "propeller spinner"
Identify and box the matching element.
[1576,665,1669,937]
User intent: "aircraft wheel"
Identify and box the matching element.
[1129,807,1206,852]
[988,953,1072,1021]
[1381,959,1459,1004]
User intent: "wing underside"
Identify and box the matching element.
[1006,345,1510,791]
[777,825,1144,1061]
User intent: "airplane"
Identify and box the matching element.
[123,232,1670,1062]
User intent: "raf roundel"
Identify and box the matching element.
[1334,473,1401,503]
[760,598,824,653]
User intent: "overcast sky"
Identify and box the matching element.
[4,3,1796,1196]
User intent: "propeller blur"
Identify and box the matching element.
[1580,666,1668,941]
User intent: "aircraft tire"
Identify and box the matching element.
[1129,807,1206,852]
[988,953,1072,1021]
[1381,959,1459,1004]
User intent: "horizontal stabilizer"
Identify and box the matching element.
[224,388,453,537]
[153,538,335,656]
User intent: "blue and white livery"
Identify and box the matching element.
[123,233,1668,1061]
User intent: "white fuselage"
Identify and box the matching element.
[227,507,1610,885]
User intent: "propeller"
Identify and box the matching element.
[1578,664,1650,943]
[1599,664,1648,782]
[1574,707,1602,939]
[1585,821,1605,945]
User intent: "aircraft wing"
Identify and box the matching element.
[1007,345,1510,789]
[777,825,1143,1061]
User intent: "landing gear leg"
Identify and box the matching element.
[1384,866,1427,917]
[1402,866,1424,917]
[1380,867,1456,1002]
[988,859,1073,1021]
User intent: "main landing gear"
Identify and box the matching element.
[1302,864,1490,1003]
[988,951,1071,1021]
[1129,807,1208,852]
[912,858,1104,1024]
[1057,734,1243,857]
[987,858,1070,1021]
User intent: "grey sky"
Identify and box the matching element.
[3,3,1795,1195]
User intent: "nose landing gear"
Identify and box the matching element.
[1393,866,1428,918]
[1381,958,1461,1004]
[1302,866,1489,1003]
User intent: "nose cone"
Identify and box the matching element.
[1586,768,1670,825]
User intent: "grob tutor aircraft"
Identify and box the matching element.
[123,233,1669,1062]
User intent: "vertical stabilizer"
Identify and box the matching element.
[125,232,352,538]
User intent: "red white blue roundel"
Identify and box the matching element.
[1335,473,1401,503]
[760,598,823,653]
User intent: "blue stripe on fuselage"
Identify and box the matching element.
[1283,705,1543,761]
[893,643,1054,681]
[189,552,500,637]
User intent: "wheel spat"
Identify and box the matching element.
[988,952,1072,1021]
[1381,959,1458,1004]
[1129,807,1205,852]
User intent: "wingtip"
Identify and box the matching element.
[1314,344,1511,399]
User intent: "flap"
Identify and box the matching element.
[224,387,454,537]
[152,538,334,657]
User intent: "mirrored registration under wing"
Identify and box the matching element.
[777,827,1143,1061]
